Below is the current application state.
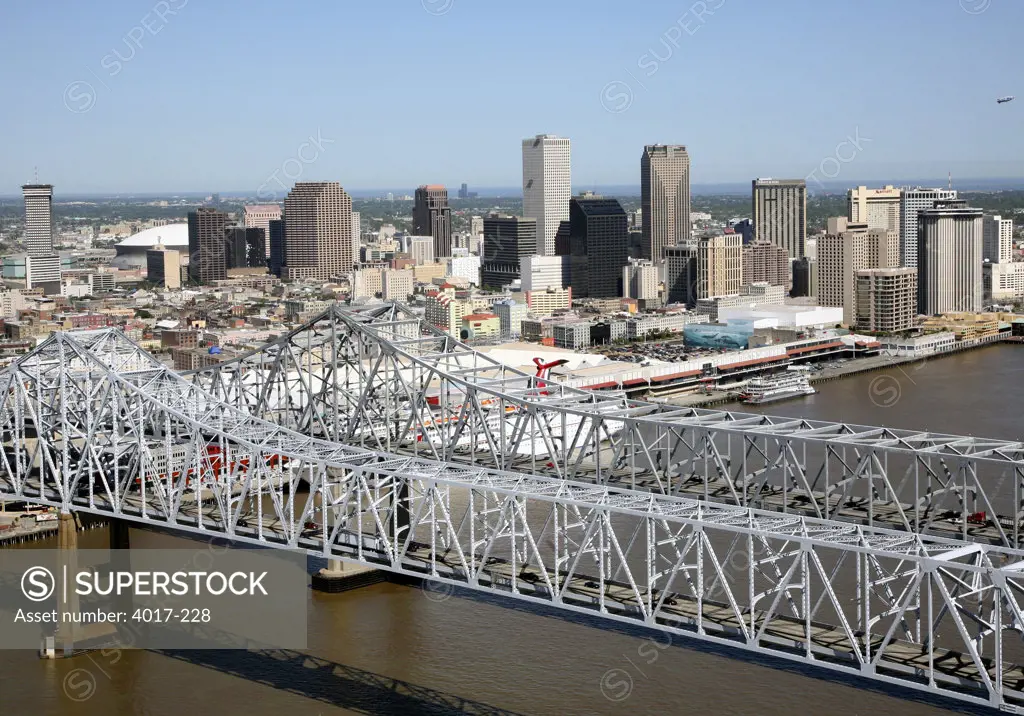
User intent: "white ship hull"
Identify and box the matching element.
[740,374,816,405]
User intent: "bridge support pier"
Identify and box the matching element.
[45,512,82,658]
[311,558,385,594]
[109,518,131,550]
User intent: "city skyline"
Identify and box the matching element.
[3,1,1023,194]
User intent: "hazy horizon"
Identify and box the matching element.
[4,176,1024,202]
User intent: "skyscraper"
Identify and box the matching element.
[917,200,983,315]
[224,226,249,269]
[268,219,286,277]
[855,268,917,332]
[243,204,281,258]
[791,257,817,298]
[407,236,435,265]
[640,145,691,261]
[696,234,743,299]
[983,215,1013,264]
[742,240,791,290]
[752,178,807,259]
[22,183,61,294]
[665,244,698,306]
[522,134,571,256]
[847,186,901,233]
[899,187,957,268]
[187,207,231,284]
[569,194,628,298]
[622,259,660,300]
[245,227,266,267]
[351,211,361,266]
[480,215,537,289]
[413,185,453,259]
[282,182,353,280]
[817,218,899,325]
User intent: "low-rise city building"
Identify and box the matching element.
[460,313,501,340]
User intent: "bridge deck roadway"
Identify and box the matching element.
[487,453,1013,545]
[28,487,1022,711]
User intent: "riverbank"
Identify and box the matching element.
[0,511,104,547]
[663,336,1012,409]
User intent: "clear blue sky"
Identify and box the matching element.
[3,0,1022,194]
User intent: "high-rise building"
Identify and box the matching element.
[569,194,628,298]
[665,244,698,306]
[224,226,249,269]
[983,215,1013,264]
[752,178,806,259]
[480,215,537,289]
[22,184,55,256]
[448,255,482,285]
[282,182,353,281]
[622,259,660,300]
[729,218,754,245]
[268,219,286,277]
[817,218,899,325]
[246,227,266,267]
[22,183,61,294]
[917,200,983,315]
[407,235,435,265]
[742,240,791,290]
[351,211,361,266]
[413,185,453,259]
[696,234,743,299]
[146,244,182,289]
[855,268,917,333]
[899,187,957,268]
[522,134,571,256]
[223,226,266,269]
[554,220,572,256]
[847,186,901,233]
[188,207,231,284]
[470,216,484,238]
[521,255,571,292]
[640,145,691,261]
[243,204,281,258]
[984,262,1024,304]
[791,257,817,298]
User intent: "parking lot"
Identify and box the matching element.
[592,338,730,365]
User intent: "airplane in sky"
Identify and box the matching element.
[997,96,1015,104]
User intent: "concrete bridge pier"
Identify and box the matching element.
[41,515,132,658]
[109,518,131,550]
[45,512,82,658]
[311,558,384,593]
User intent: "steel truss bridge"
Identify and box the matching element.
[192,304,1024,549]
[3,320,1024,710]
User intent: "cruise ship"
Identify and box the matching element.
[739,373,816,405]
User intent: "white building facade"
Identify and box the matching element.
[522,134,571,256]
[899,187,957,268]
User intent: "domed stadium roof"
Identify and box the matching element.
[113,223,190,270]
[116,223,189,250]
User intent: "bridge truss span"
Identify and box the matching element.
[4,329,1024,709]
[191,304,1024,549]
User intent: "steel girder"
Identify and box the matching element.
[190,305,1024,548]
[4,330,1024,710]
